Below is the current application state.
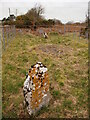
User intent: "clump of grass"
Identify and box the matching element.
[81,77,88,87]
[43,57,53,68]
[5,64,16,71]
[68,70,76,79]
[78,93,85,104]
[17,55,28,63]
[36,106,49,116]
[20,69,26,76]
[54,69,61,81]
[28,52,39,64]
[26,34,33,38]
[63,100,73,110]
[55,106,61,112]
[5,82,19,94]
[50,63,56,68]
[52,90,60,99]
[59,81,64,87]
[49,32,59,36]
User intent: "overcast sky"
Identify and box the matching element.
[0,0,89,23]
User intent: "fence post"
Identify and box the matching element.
[13,25,16,38]
[14,25,16,36]
[2,26,5,50]
[12,25,15,39]
[88,1,90,118]
[0,35,1,55]
[64,25,66,35]
[13,25,14,38]
[73,29,75,40]
[0,35,1,45]
[6,27,9,45]
[9,26,12,41]
[11,26,13,40]
[0,34,2,120]
[0,22,2,120]
[68,26,69,36]
[79,27,81,41]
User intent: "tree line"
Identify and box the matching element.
[2,4,87,28]
[2,4,62,28]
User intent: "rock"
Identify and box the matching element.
[23,62,51,115]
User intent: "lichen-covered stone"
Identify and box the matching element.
[23,62,51,115]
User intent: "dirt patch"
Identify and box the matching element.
[50,81,60,91]
[29,44,73,58]
[53,99,61,107]
[17,103,30,118]
[36,112,49,118]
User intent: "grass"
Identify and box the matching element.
[52,90,60,99]
[2,31,88,118]
[59,81,64,87]
[63,99,73,110]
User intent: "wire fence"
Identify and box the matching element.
[0,24,16,120]
[0,25,16,51]
[0,24,88,52]
[18,25,88,41]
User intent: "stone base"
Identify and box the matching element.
[25,92,51,116]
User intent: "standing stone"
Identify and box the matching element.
[23,62,51,115]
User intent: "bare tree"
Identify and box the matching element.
[26,3,44,23]
[35,3,44,16]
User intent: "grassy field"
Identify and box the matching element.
[2,32,88,118]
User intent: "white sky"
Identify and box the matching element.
[0,0,89,23]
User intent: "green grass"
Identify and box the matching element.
[36,106,49,116]
[59,81,64,87]
[2,32,88,118]
[52,90,60,99]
